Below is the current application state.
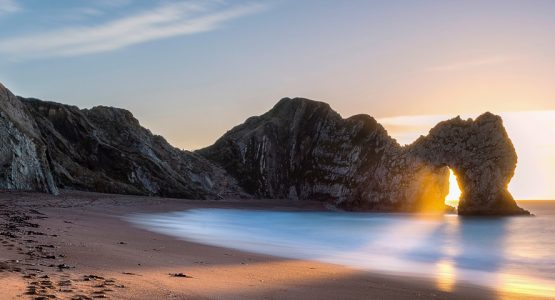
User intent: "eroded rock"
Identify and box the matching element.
[0,82,528,215]
[0,83,57,194]
[199,98,529,215]
[21,98,246,200]
[408,113,526,215]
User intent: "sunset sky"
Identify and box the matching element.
[0,0,553,199]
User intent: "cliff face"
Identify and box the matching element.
[0,82,528,215]
[21,98,246,199]
[199,98,528,215]
[0,83,57,193]
[197,98,399,204]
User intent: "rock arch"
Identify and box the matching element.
[407,113,527,215]
[0,82,530,216]
[200,98,530,215]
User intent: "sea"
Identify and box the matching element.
[127,201,555,298]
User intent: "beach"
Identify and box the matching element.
[0,191,545,299]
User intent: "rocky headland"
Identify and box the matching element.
[0,82,528,215]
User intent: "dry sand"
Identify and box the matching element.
[0,191,544,299]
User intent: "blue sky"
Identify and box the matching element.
[1,2,554,124]
[0,0,554,198]
[0,2,553,137]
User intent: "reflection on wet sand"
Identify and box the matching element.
[128,201,555,298]
[435,259,456,292]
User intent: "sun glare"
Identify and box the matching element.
[380,111,555,200]
[445,168,461,206]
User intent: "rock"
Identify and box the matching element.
[21,97,247,200]
[199,97,529,215]
[408,113,527,215]
[0,82,528,215]
[0,83,57,194]
[169,272,193,278]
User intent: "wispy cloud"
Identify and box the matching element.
[0,0,20,15]
[95,0,133,9]
[0,1,267,60]
[67,0,134,20]
[427,55,517,72]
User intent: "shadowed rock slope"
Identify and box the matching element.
[0,82,245,199]
[22,99,246,199]
[199,98,528,215]
[0,83,57,193]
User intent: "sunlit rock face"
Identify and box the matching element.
[199,98,529,215]
[0,83,57,193]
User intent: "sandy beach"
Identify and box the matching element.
[0,191,545,299]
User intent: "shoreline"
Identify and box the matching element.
[0,191,547,299]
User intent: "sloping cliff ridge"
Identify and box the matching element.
[0,83,245,199]
[0,83,528,215]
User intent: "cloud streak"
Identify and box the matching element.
[0,1,266,60]
[427,55,517,72]
[0,0,20,15]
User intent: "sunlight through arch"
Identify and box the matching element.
[445,168,461,207]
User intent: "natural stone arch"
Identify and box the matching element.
[407,113,527,215]
[200,98,529,215]
[0,84,531,215]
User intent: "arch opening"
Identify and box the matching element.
[445,168,462,209]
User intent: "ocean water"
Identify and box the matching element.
[127,201,555,297]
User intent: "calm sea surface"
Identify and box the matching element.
[127,201,555,297]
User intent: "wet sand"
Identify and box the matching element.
[0,191,544,299]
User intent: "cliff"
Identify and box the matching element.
[199,98,528,215]
[0,83,57,193]
[0,82,245,199]
[21,98,246,199]
[0,83,528,215]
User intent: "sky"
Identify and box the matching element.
[0,0,553,199]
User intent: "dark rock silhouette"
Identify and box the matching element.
[407,113,525,215]
[0,83,528,215]
[199,98,528,215]
[0,82,245,199]
[22,99,246,199]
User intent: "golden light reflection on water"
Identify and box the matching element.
[435,214,460,292]
[435,259,456,292]
[498,273,555,298]
[134,205,555,299]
